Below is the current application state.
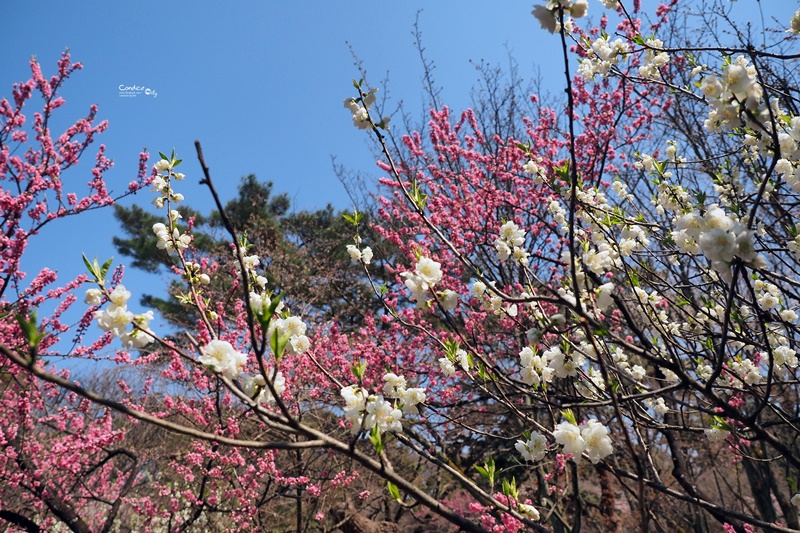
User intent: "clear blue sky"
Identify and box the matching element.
[2,1,563,302]
[2,1,796,330]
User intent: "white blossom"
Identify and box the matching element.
[95,305,133,338]
[580,419,614,463]
[199,339,247,379]
[553,421,585,458]
[400,387,426,414]
[455,349,470,372]
[415,257,442,285]
[515,432,548,462]
[120,311,155,349]
[439,289,459,311]
[595,282,615,311]
[518,503,540,520]
[705,426,730,443]
[84,288,103,305]
[532,4,558,33]
[571,0,588,18]
[472,280,487,297]
[439,357,456,377]
[382,373,407,398]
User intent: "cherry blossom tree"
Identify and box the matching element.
[3,1,800,532]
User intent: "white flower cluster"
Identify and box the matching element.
[272,315,311,356]
[243,254,309,358]
[439,348,470,377]
[753,279,781,310]
[638,38,670,80]
[700,56,763,133]
[671,205,764,273]
[518,503,541,520]
[343,88,389,130]
[664,140,686,166]
[151,159,185,209]
[153,220,191,255]
[569,185,649,282]
[774,118,800,199]
[578,35,668,81]
[583,241,620,275]
[240,370,286,405]
[578,36,629,80]
[151,158,191,255]
[609,346,648,382]
[339,373,427,435]
[644,397,669,418]
[495,221,530,266]
[199,339,247,379]
[401,256,443,308]
[382,372,427,415]
[773,342,798,372]
[532,0,588,34]
[518,344,586,386]
[790,9,800,34]
[522,158,547,182]
[553,419,614,463]
[652,178,690,215]
[184,261,211,286]
[515,431,548,462]
[470,279,518,317]
[548,199,568,232]
[437,289,459,312]
[90,284,155,349]
[730,357,762,385]
[346,244,373,265]
[249,289,311,356]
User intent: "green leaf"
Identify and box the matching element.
[369,424,383,454]
[386,481,401,503]
[15,312,45,352]
[502,477,519,500]
[343,209,363,226]
[443,340,460,359]
[270,327,289,361]
[560,409,577,425]
[82,254,111,284]
[100,257,114,280]
[259,293,283,327]
[352,360,366,380]
[474,457,496,488]
[158,151,169,161]
[555,160,571,180]
[409,180,428,210]
[695,190,707,206]
[711,415,732,431]
[82,253,94,274]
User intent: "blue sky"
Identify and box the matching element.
[2,1,797,332]
[2,1,564,303]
